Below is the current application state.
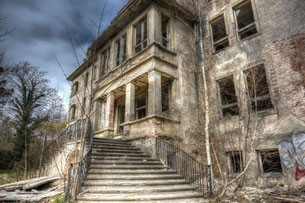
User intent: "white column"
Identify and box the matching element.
[105,93,115,128]
[148,70,162,115]
[125,82,135,122]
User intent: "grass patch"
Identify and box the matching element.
[52,194,65,203]
[0,170,22,185]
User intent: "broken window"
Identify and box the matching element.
[100,47,110,78]
[135,97,146,119]
[227,151,243,174]
[162,85,169,112]
[92,66,97,81]
[162,14,170,48]
[135,18,147,53]
[259,150,282,173]
[233,0,257,40]
[84,72,89,87]
[115,34,127,67]
[210,15,229,52]
[217,76,239,117]
[70,105,76,120]
[244,65,273,112]
[71,82,79,96]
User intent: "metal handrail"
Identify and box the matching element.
[155,137,213,197]
[65,121,94,202]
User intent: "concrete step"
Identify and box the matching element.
[91,156,158,161]
[92,145,138,150]
[93,139,130,145]
[77,191,203,201]
[92,143,134,148]
[77,198,206,203]
[88,168,176,175]
[89,165,169,170]
[86,174,182,180]
[82,185,198,194]
[94,149,144,154]
[90,160,162,165]
[84,179,189,186]
[91,152,150,157]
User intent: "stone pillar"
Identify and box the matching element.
[148,3,161,44]
[105,93,115,129]
[124,82,135,137]
[148,70,162,115]
[93,100,101,132]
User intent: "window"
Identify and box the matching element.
[93,66,97,80]
[115,34,127,66]
[217,76,239,117]
[71,82,79,96]
[84,72,89,87]
[100,47,110,78]
[135,97,146,119]
[258,150,282,173]
[210,15,229,52]
[70,105,76,120]
[135,18,147,53]
[244,65,273,112]
[162,85,169,112]
[227,151,243,174]
[82,97,86,110]
[233,0,257,40]
[161,14,170,48]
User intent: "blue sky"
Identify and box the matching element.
[0,0,129,112]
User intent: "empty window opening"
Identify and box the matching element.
[93,66,97,81]
[162,15,170,48]
[70,105,76,121]
[244,65,273,112]
[217,76,239,117]
[210,15,229,52]
[162,85,169,112]
[100,47,110,78]
[259,150,282,173]
[71,82,79,96]
[84,72,89,87]
[135,18,147,53]
[233,0,257,40]
[227,151,243,174]
[118,105,125,133]
[115,34,127,66]
[135,97,146,119]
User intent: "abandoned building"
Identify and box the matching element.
[61,0,305,201]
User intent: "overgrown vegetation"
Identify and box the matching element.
[0,170,22,185]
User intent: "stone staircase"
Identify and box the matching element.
[77,138,205,202]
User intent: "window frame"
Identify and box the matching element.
[227,151,244,175]
[70,104,76,121]
[100,47,110,78]
[135,96,147,120]
[243,64,274,113]
[71,82,79,97]
[161,14,170,48]
[114,33,127,67]
[209,13,229,53]
[134,17,148,54]
[216,75,239,118]
[232,0,259,41]
[257,149,283,175]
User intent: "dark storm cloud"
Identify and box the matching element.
[0,0,129,110]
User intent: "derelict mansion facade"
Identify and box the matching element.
[67,0,305,187]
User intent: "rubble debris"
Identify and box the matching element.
[0,176,63,201]
[23,176,61,190]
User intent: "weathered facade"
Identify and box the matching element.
[67,0,305,189]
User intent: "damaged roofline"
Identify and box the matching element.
[67,0,197,81]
